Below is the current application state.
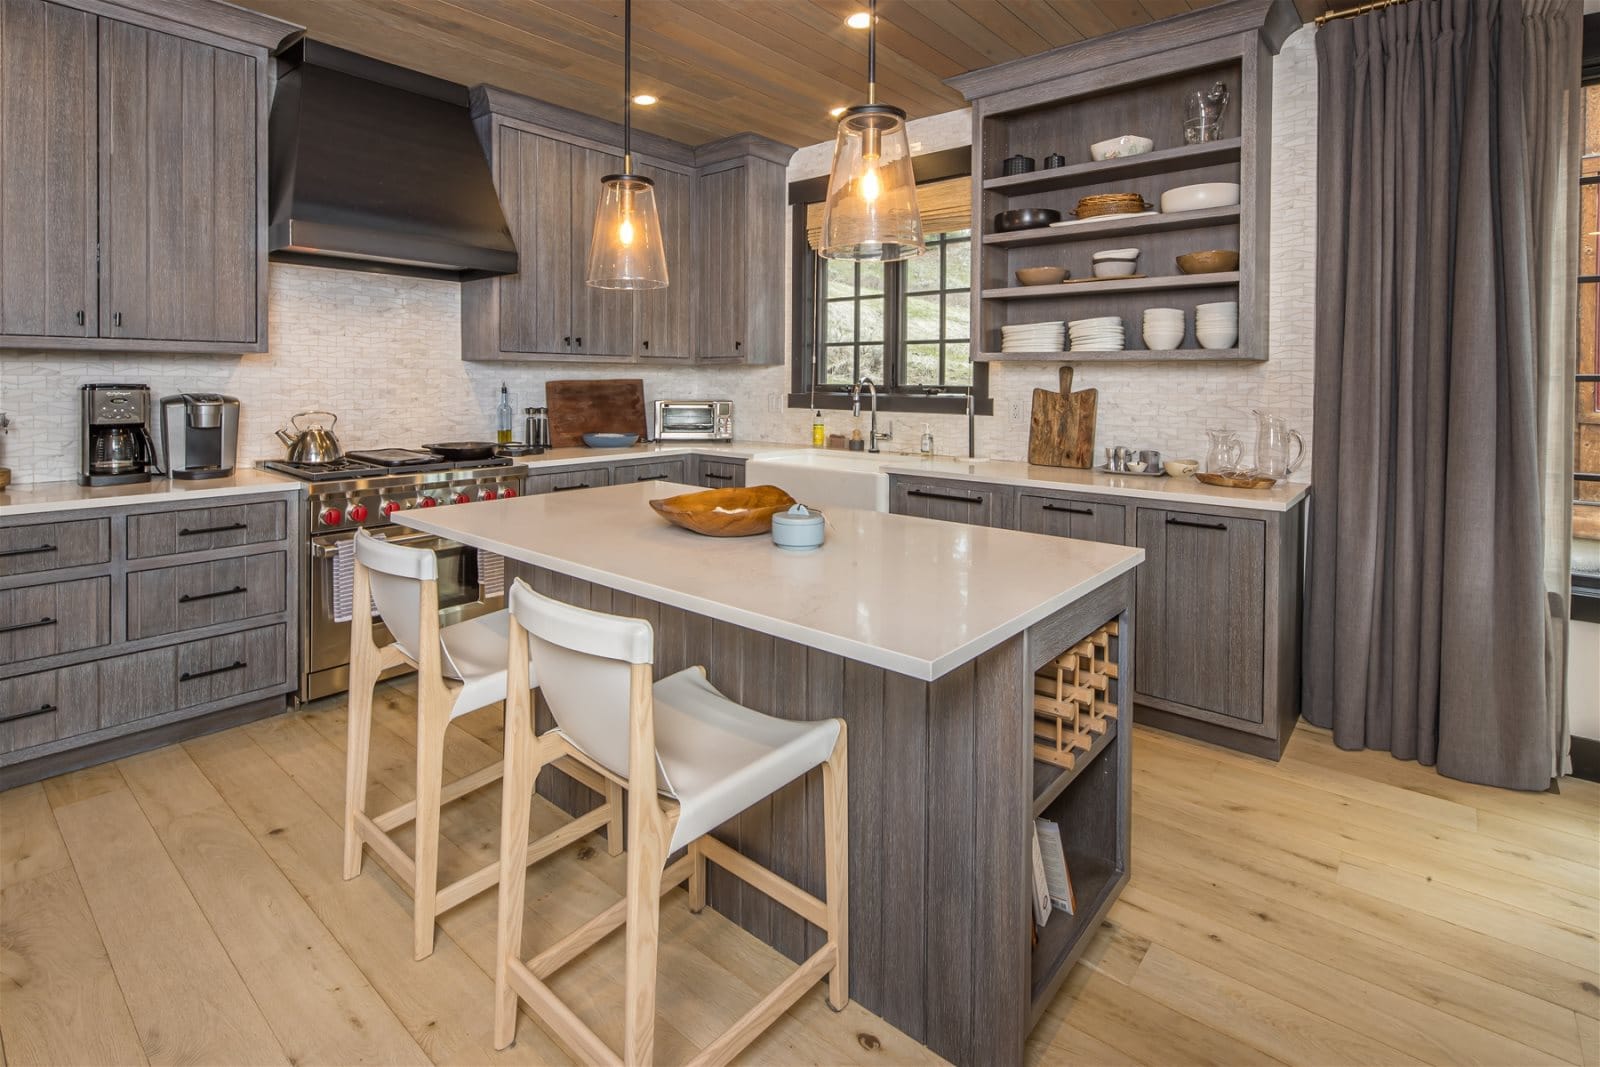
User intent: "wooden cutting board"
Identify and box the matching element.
[546,379,648,448]
[1028,366,1097,468]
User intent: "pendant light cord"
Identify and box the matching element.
[623,0,633,172]
[866,0,877,105]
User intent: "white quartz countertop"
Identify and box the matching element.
[395,480,1143,680]
[0,468,304,517]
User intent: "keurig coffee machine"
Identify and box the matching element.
[159,393,240,479]
[79,384,157,486]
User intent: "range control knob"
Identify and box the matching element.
[451,491,471,505]
[319,507,343,527]
[347,504,369,523]
[418,496,438,509]
[478,488,499,502]
[379,500,400,517]
[499,487,517,499]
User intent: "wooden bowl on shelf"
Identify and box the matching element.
[1015,267,1069,286]
[1175,249,1240,274]
[649,485,798,537]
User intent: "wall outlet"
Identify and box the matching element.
[1009,401,1023,422]
[767,392,780,413]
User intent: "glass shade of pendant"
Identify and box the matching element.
[586,172,668,290]
[820,104,923,262]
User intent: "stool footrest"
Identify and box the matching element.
[685,944,838,1067]
[528,854,694,980]
[354,812,417,890]
[696,836,828,929]
[373,760,506,832]
[506,958,622,1067]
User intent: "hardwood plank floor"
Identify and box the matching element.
[2,680,1597,1066]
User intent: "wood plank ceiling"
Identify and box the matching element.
[235,0,1326,149]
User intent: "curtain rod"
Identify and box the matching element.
[1314,0,1411,25]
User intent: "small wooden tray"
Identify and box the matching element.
[1194,470,1277,490]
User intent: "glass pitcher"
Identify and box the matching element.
[1252,410,1305,479]
[1205,428,1242,474]
[1184,81,1229,144]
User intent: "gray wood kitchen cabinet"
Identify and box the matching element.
[635,163,692,361]
[0,489,301,788]
[523,465,613,495]
[609,459,689,485]
[692,457,746,488]
[493,126,572,356]
[692,136,789,366]
[0,0,297,353]
[890,475,1012,528]
[569,144,638,359]
[1015,491,1126,545]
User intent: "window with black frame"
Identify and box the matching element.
[790,153,989,414]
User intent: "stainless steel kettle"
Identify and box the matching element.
[275,410,343,465]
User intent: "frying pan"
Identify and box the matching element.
[422,441,499,461]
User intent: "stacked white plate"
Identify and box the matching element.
[1068,316,1125,351]
[1000,320,1066,353]
[1142,307,1185,350]
[1195,300,1238,349]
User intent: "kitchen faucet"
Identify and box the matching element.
[850,376,890,453]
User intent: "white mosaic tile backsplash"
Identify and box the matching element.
[0,28,1316,487]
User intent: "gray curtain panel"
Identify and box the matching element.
[1306,0,1579,790]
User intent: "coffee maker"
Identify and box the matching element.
[159,393,240,480]
[79,384,157,486]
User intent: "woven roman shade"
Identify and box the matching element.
[805,175,971,250]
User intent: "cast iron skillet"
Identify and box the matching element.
[423,441,499,460]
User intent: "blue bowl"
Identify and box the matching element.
[582,432,641,449]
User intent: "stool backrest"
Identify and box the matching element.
[354,529,437,662]
[507,578,667,790]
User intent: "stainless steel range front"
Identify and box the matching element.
[267,452,524,700]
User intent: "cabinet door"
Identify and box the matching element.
[635,163,692,360]
[694,164,747,361]
[697,459,746,488]
[1015,493,1125,544]
[496,127,572,355]
[569,146,636,358]
[892,478,1005,527]
[611,459,687,485]
[99,18,259,344]
[0,0,97,339]
[1134,508,1265,723]
[523,465,613,495]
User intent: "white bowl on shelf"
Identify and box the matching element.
[1091,247,1141,261]
[1092,260,1139,279]
[1159,182,1241,214]
[1196,327,1238,349]
[1089,135,1154,161]
[1143,328,1185,350]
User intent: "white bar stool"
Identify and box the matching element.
[345,529,624,960]
[494,578,849,1067]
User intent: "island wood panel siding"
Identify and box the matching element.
[505,560,1135,1066]
[0,0,98,339]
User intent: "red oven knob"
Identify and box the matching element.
[479,488,498,501]
[379,500,400,517]
[499,487,517,499]
[347,504,369,522]
[319,507,343,527]
[418,496,438,508]
[451,491,471,505]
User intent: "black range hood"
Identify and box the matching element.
[269,41,517,279]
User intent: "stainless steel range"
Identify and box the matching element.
[266,449,524,701]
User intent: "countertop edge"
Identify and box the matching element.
[0,472,306,517]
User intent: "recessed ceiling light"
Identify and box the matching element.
[846,11,871,28]
[632,93,658,106]
[829,106,847,117]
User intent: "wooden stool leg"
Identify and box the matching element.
[412,695,449,961]
[343,664,375,880]
[822,723,850,1011]
[622,805,667,1065]
[495,682,538,1049]
[687,839,707,914]
[605,778,625,857]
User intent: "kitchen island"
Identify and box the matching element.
[396,480,1142,1065]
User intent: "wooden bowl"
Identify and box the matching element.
[1015,266,1068,286]
[1175,249,1240,274]
[649,484,798,537]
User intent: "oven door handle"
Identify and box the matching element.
[310,531,460,559]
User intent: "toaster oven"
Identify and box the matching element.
[653,400,733,441]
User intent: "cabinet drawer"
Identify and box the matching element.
[611,460,688,485]
[524,466,613,495]
[0,663,99,755]
[891,478,1008,528]
[0,518,110,576]
[126,551,287,640]
[126,500,287,559]
[697,459,746,488]
[1016,493,1126,544]
[0,576,110,666]
[99,623,287,727]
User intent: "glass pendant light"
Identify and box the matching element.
[820,0,923,262]
[586,0,668,290]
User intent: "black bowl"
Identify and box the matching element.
[994,208,1062,233]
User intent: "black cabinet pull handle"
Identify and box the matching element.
[75,310,85,326]
[552,483,591,492]
[703,472,734,482]
[0,543,56,558]
[639,474,670,481]
[734,341,742,351]
[0,616,56,635]
[574,336,582,348]
[563,336,572,346]
[907,488,980,505]
[0,703,57,725]
[112,311,123,327]
[180,660,246,682]
[179,585,247,603]
[642,339,650,350]
[1167,517,1227,531]
[1042,503,1093,516]
[179,522,248,536]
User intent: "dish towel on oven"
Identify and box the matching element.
[478,550,505,599]
[332,537,370,625]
